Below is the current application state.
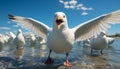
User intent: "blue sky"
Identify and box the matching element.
[0,0,120,35]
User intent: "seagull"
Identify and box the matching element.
[29,34,36,45]
[107,37,115,45]
[9,32,16,39]
[90,32,108,55]
[8,32,16,44]
[105,35,115,45]
[14,29,25,49]
[100,31,115,45]
[0,34,5,46]
[2,34,9,44]
[83,39,90,46]
[8,10,120,66]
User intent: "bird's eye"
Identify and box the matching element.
[63,16,65,18]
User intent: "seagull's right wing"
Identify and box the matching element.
[8,15,51,38]
[73,10,120,41]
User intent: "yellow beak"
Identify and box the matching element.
[57,16,63,30]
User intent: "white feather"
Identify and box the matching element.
[10,16,50,38]
[73,10,120,41]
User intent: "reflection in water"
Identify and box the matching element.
[0,38,119,69]
[28,45,36,57]
[13,48,24,61]
[37,44,47,57]
[0,46,3,52]
[0,46,3,57]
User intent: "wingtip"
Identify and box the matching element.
[8,14,15,20]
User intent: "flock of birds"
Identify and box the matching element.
[0,30,46,48]
[0,10,120,67]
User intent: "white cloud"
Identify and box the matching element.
[81,7,88,11]
[0,27,11,30]
[59,0,93,15]
[64,5,70,9]
[81,7,93,11]
[59,0,64,3]
[69,5,76,9]
[13,25,19,27]
[76,4,83,10]
[81,12,88,15]
[77,4,83,7]
[7,21,11,24]
[64,1,69,5]
[69,0,77,6]
[64,2,70,9]
[88,7,93,10]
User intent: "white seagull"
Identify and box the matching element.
[90,32,108,55]
[8,32,16,44]
[83,39,91,46]
[9,32,16,39]
[107,37,115,45]
[100,31,115,45]
[29,34,36,45]
[14,29,25,49]
[0,34,5,46]
[8,10,120,66]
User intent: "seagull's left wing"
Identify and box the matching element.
[8,15,51,38]
[72,10,120,41]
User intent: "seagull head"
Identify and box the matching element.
[54,12,68,30]
[18,29,22,33]
[101,31,106,36]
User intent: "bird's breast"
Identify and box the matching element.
[47,30,74,53]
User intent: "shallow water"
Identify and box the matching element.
[0,38,120,69]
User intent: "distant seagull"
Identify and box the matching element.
[101,31,115,45]
[9,32,16,39]
[91,32,108,55]
[14,29,25,49]
[0,34,5,46]
[8,32,16,44]
[8,10,120,66]
[2,34,9,44]
[29,34,36,45]
[83,39,90,46]
[106,36,115,45]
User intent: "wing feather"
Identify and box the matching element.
[73,10,120,41]
[8,15,50,38]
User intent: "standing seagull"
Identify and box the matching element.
[91,32,108,55]
[8,10,120,66]
[14,29,25,49]
[0,34,5,46]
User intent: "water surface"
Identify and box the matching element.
[0,38,120,69]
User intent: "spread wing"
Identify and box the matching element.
[73,10,120,41]
[8,15,51,38]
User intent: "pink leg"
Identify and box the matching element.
[64,53,72,67]
[45,50,54,64]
